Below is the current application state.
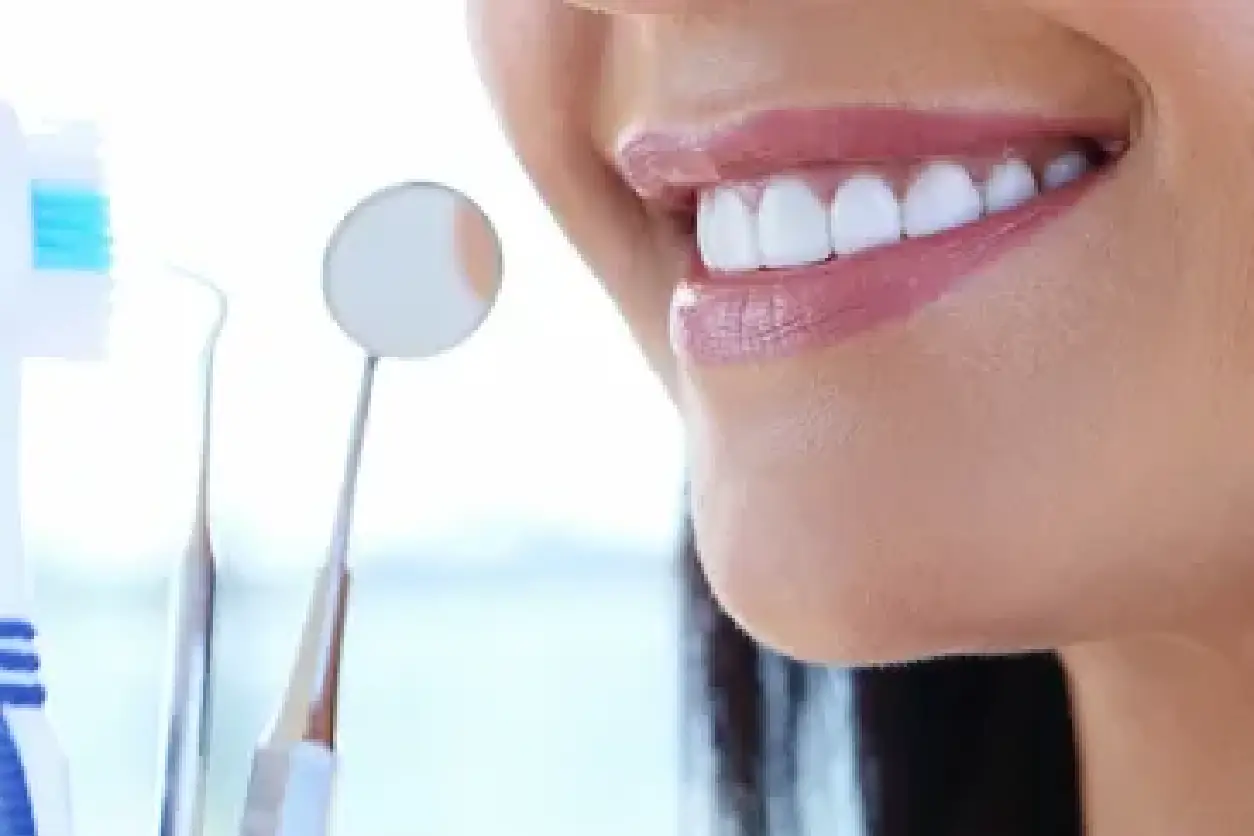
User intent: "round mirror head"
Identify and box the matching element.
[323,181,503,359]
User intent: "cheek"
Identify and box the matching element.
[1008,0,1254,411]
[468,0,684,384]
[1034,0,1254,114]
[468,0,611,217]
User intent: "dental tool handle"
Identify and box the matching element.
[155,542,215,836]
[238,743,336,836]
[0,619,71,836]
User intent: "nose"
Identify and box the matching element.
[564,0,741,13]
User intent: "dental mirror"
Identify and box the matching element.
[323,181,503,359]
[244,184,504,836]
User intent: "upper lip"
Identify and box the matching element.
[614,106,1129,207]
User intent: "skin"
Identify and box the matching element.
[469,1,1254,833]
[453,197,503,304]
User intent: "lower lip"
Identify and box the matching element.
[670,174,1102,364]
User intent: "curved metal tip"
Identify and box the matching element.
[167,264,229,348]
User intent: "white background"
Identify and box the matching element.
[0,3,700,834]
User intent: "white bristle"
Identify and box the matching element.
[26,122,103,185]
[20,117,112,361]
[17,279,112,360]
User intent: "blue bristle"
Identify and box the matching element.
[0,620,42,836]
[30,187,106,208]
[29,182,112,273]
[31,247,112,273]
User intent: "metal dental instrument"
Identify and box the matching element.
[236,355,375,836]
[156,269,228,836]
[236,181,502,836]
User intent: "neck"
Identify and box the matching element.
[0,344,26,618]
[1063,630,1254,836]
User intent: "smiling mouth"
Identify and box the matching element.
[614,107,1129,363]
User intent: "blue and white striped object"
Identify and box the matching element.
[17,120,115,361]
[29,184,112,274]
[0,619,45,836]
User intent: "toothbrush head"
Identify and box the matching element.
[20,120,113,361]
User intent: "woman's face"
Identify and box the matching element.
[470,0,1254,663]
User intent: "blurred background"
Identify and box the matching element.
[0,2,705,834]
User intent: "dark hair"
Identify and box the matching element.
[680,512,1083,836]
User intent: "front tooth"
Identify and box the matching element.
[756,176,833,268]
[1042,151,1090,189]
[697,188,760,271]
[902,162,984,238]
[829,174,903,256]
[983,159,1038,213]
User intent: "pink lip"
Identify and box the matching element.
[613,108,1124,363]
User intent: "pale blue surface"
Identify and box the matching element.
[35,553,687,836]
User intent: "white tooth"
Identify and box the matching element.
[902,162,984,238]
[828,174,903,256]
[697,188,760,271]
[1042,151,1090,190]
[983,159,1038,213]
[756,176,833,268]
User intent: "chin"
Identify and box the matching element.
[693,525,1072,666]
[683,397,1124,666]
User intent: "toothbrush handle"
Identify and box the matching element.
[0,708,72,836]
[0,708,38,836]
[0,619,71,836]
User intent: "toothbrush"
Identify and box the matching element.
[0,103,113,836]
